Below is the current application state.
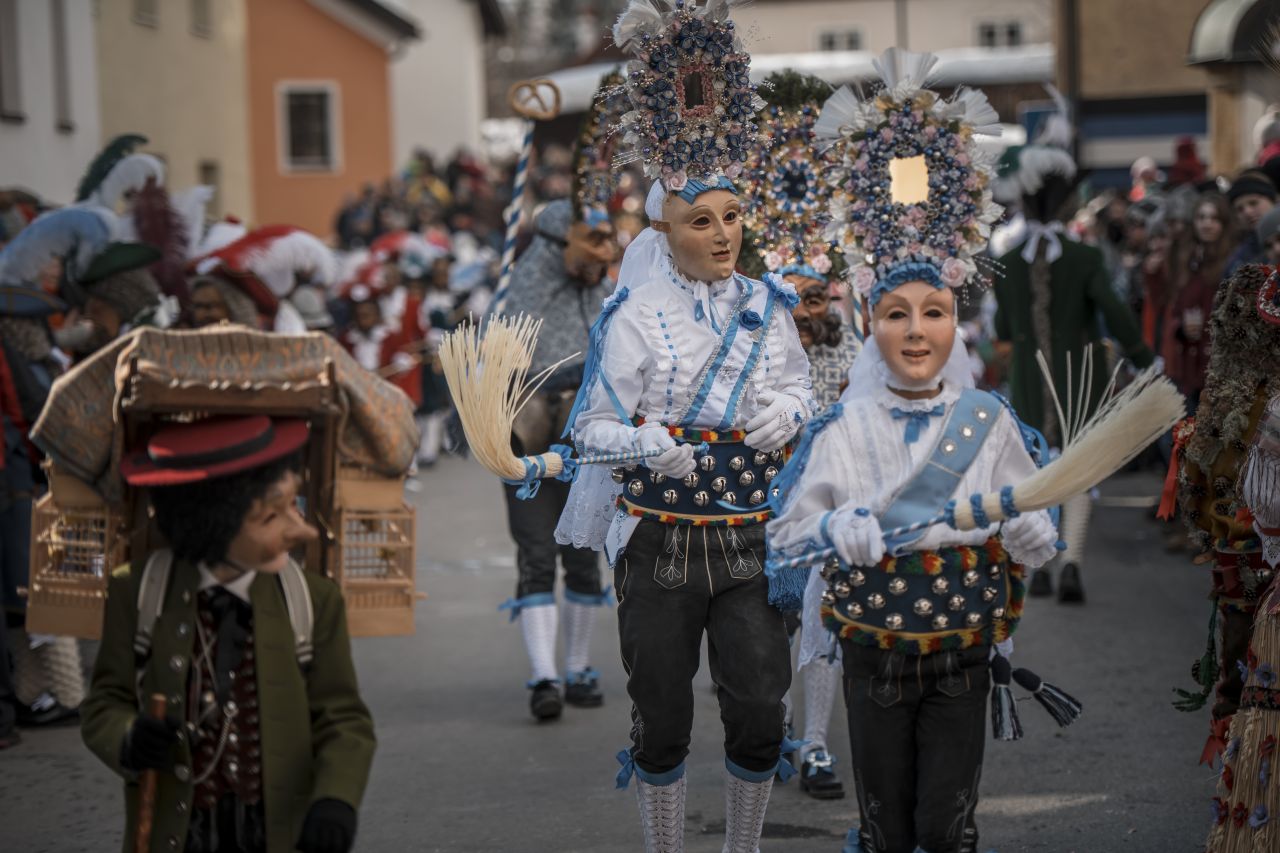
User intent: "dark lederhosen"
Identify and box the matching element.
[614,427,791,780]
[822,538,1025,853]
[504,390,601,602]
[185,589,265,853]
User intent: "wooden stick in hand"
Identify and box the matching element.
[135,693,168,853]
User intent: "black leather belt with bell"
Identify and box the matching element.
[616,439,785,523]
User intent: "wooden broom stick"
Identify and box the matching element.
[135,692,167,853]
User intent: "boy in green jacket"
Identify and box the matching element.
[82,414,376,853]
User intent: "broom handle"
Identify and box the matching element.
[768,512,951,572]
[135,693,168,853]
[577,441,710,466]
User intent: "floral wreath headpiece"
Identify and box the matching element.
[816,49,1003,307]
[612,0,763,193]
[740,70,841,282]
[573,70,631,227]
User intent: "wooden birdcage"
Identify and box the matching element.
[24,482,127,639]
[330,465,418,635]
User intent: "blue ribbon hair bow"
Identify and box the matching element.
[890,404,945,445]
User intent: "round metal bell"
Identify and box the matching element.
[820,559,840,580]
[833,580,852,598]
[711,476,728,493]
[748,490,766,506]
[738,470,755,487]
[846,601,864,618]
[699,455,717,472]
[931,576,949,595]
[820,589,837,606]
[650,471,667,484]
[729,455,746,471]
[885,613,904,630]
[931,614,950,630]
[965,612,983,627]
[849,569,867,587]
[753,451,770,466]
[693,491,711,507]
[683,471,700,489]
[981,586,998,603]
[628,480,645,497]
[770,449,784,463]
[887,577,907,595]
[913,598,933,616]
[611,467,626,484]
[662,489,679,505]
[947,594,965,611]
[993,607,1006,619]
[962,570,980,587]
[867,592,886,609]
[988,564,1002,579]
[722,491,738,505]
[763,466,779,482]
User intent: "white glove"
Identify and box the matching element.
[1000,511,1059,568]
[634,422,697,478]
[744,390,806,452]
[829,504,886,568]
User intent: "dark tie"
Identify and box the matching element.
[203,587,251,705]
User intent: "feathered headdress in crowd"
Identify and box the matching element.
[992,84,1076,204]
[130,180,190,300]
[572,69,630,224]
[816,48,1003,306]
[75,133,148,203]
[612,0,764,191]
[739,70,842,281]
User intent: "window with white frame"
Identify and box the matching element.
[818,29,861,51]
[280,84,340,173]
[0,0,22,122]
[977,21,1023,48]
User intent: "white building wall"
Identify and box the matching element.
[736,0,1050,55]
[0,0,102,204]
[389,0,486,169]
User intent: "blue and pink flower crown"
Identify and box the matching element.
[612,0,763,193]
[815,49,1003,307]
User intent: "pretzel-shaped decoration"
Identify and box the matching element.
[508,78,562,121]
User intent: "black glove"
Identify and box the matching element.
[119,713,180,772]
[296,798,357,853]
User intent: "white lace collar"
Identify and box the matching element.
[870,358,963,414]
[663,253,735,297]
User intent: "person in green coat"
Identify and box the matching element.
[992,112,1154,604]
[81,415,375,853]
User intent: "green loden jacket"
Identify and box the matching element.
[994,238,1155,441]
[81,558,376,853]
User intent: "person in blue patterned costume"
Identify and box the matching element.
[767,51,1062,853]
[554,2,814,850]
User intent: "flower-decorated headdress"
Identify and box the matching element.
[612,0,763,193]
[572,69,630,227]
[740,70,841,282]
[816,49,1003,307]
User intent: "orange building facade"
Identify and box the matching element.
[244,0,417,235]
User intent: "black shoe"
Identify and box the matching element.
[799,751,845,800]
[1028,567,1054,597]
[16,700,79,728]
[564,670,604,708]
[1057,563,1085,604]
[529,680,563,721]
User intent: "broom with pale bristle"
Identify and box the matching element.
[767,364,1185,572]
[438,314,701,495]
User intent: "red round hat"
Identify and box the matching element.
[120,415,309,487]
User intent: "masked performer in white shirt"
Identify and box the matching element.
[554,2,815,850]
[767,51,1063,853]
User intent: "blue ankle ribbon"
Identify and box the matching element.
[616,749,636,789]
[774,734,809,783]
[567,667,599,686]
[497,592,555,622]
[890,404,945,445]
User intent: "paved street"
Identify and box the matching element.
[4,457,1217,852]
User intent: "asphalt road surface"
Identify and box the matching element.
[3,458,1216,852]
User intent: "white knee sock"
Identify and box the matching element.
[520,602,559,684]
[801,660,841,759]
[636,775,686,853]
[562,597,597,676]
[723,768,772,853]
[417,412,444,463]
